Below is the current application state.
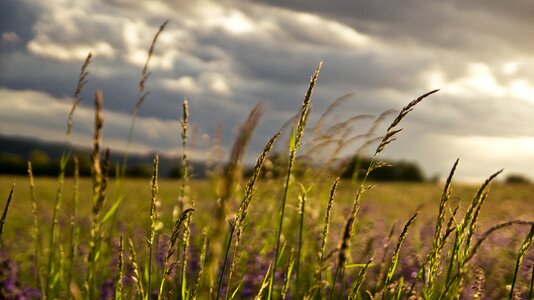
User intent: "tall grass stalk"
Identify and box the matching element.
[269,62,322,299]
[45,53,92,299]
[45,157,66,298]
[121,21,168,176]
[86,148,110,297]
[510,225,534,298]
[27,162,43,294]
[311,177,339,297]
[339,90,439,297]
[66,157,80,299]
[147,155,161,299]
[217,132,280,300]
[85,91,107,299]
[211,103,266,293]
[178,99,189,213]
[465,220,534,264]
[178,99,194,299]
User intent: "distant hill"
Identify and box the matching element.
[0,134,207,178]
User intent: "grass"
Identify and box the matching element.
[1,176,534,298]
[1,20,534,300]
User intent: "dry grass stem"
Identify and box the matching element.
[66,52,92,136]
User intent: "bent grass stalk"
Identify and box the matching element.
[269,62,322,299]
[509,224,534,298]
[333,90,438,299]
[465,220,534,264]
[352,90,438,232]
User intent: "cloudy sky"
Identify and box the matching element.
[1,0,534,181]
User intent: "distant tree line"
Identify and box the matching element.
[340,156,425,182]
[0,150,206,179]
[244,152,426,182]
[0,151,155,178]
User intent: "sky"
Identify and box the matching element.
[1,0,534,182]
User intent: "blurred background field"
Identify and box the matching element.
[2,174,533,298]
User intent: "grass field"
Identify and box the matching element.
[1,174,533,299]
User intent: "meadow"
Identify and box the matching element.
[1,21,534,299]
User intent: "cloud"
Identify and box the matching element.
[2,0,534,180]
[1,32,20,44]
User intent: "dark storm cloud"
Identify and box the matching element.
[252,0,534,55]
